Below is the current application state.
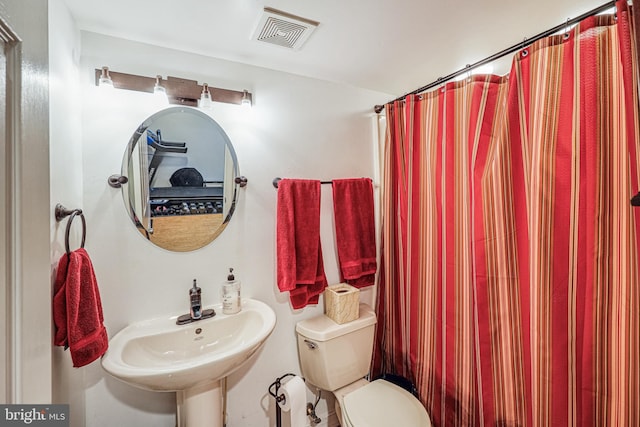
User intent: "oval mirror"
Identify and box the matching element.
[121,107,241,252]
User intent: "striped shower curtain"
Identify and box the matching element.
[373,2,640,426]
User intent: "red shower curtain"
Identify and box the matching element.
[373,2,640,426]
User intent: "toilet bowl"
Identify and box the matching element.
[296,303,431,427]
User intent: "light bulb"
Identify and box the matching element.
[99,66,114,89]
[199,83,213,109]
[153,75,166,95]
[241,90,252,108]
[152,75,169,106]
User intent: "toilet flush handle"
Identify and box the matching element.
[304,339,318,350]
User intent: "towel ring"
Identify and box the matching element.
[65,210,86,255]
[55,204,87,255]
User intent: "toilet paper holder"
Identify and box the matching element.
[268,373,295,404]
[269,373,321,427]
[269,373,296,427]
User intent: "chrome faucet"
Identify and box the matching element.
[176,279,216,325]
[189,279,202,320]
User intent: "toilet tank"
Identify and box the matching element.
[296,303,377,391]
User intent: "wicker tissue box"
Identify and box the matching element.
[324,283,360,324]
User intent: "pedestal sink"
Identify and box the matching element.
[101,298,276,427]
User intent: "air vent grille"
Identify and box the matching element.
[252,8,319,50]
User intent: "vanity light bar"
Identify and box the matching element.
[94,68,253,107]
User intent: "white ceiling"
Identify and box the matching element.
[63,0,609,97]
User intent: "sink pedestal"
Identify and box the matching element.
[177,380,223,427]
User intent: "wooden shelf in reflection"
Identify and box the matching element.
[141,214,225,252]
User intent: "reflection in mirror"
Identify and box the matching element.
[122,107,239,251]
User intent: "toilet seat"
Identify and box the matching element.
[341,379,431,427]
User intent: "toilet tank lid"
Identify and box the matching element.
[296,303,377,341]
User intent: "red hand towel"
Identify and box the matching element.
[332,178,377,288]
[53,248,108,367]
[276,179,328,309]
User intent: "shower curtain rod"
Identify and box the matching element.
[373,0,617,114]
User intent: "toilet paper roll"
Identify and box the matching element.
[277,375,307,427]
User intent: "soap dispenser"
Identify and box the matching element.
[189,279,202,320]
[222,268,241,314]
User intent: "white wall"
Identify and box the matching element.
[49,0,85,419]
[71,31,391,426]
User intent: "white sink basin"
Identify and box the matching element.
[101,298,276,392]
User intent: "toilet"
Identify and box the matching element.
[296,303,432,427]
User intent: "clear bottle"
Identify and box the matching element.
[222,268,241,314]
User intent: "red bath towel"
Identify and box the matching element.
[53,248,108,367]
[276,179,328,309]
[332,178,377,288]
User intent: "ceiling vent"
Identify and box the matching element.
[252,7,319,50]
